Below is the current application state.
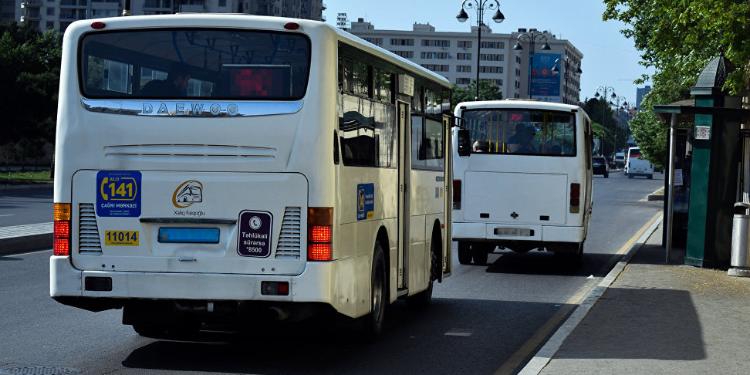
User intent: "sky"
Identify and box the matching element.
[323,0,652,105]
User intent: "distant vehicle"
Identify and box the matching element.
[625,147,654,179]
[614,152,625,169]
[593,156,609,178]
[452,100,593,265]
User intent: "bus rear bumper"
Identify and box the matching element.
[49,256,356,316]
[452,222,585,243]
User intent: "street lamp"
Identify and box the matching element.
[594,86,618,156]
[513,29,551,99]
[552,56,582,104]
[456,0,505,100]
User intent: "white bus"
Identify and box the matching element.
[452,100,593,264]
[50,14,453,337]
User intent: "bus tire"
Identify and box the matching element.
[472,244,489,266]
[361,243,387,338]
[408,240,438,308]
[458,241,472,265]
[648,174,653,179]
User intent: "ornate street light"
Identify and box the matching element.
[456,0,505,100]
[513,29,551,99]
[552,56,582,104]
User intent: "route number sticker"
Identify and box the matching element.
[96,170,141,217]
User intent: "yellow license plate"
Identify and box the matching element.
[104,230,140,246]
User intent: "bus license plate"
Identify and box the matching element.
[104,230,140,246]
[494,227,532,237]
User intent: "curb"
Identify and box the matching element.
[0,234,53,256]
[0,222,54,256]
[0,183,53,191]
[518,214,663,375]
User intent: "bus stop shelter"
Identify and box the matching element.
[654,55,750,267]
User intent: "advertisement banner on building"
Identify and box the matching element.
[530,53,561,102]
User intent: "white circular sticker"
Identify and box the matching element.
[249,216,262,230]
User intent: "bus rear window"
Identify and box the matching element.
[463,109,576,156]
[80,29,310,100]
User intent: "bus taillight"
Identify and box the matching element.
[453,180,462,210]
[570,183,581,214]
[308,207,333,261]
[53,203,72,256]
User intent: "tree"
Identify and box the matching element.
[602,0,750,167]
[0,23,62,163]
[452,80,503,104]
[582,97,627,156]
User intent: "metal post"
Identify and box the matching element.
[475,3,483,100]
[743,123,750,203]
[666,113,678,263]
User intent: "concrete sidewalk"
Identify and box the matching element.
[539,224,750,374]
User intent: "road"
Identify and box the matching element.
[0,171,663,375]
[0,185,53,227]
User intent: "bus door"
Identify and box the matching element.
[397,101,411,290]
[442,113,453,278]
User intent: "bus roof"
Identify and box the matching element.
[66,14,451,90]
[455,100,583,113]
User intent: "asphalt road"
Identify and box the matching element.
[0,185,53,227]
[0,171,663,375]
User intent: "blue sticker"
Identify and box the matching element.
[96,170,141,217]
[357,183,375,221]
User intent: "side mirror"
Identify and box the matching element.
[457,128,471,157]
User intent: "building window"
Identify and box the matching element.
[456,65,472,72]
[480,53,504,61]
[420,51,449,59]
[364,37,383,46]
[390,38,414,46]
[456,53,472,60]
[516,56,522,64]
[421,39,450,47]
[219,0,226,6]
[391,50,414,58]
[515,68,521,76]
[480,41,505,49]
[421,64,449,72]
[455,78,471,85]
[495,79,503,86]
[457,40,472,49]
[46,7,54,16]
[46,21,54,30]
[479,66,503,74]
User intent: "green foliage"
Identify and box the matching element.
[0,23,62,150]
[582,98,628,156]
[452,80,503,104]
[603,0,750,94]
[601,0,750,167]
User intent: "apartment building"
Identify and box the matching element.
[15,0,324,32]
[349,18,583,103]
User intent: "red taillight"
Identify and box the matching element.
[308,207,333,261]
[90,21,106,29]
[53,203,72,256]
[261,281,290,296]
[453,180,462,209]
[310,225,332,243]
[284,22,300,30]
[570,183,581,213]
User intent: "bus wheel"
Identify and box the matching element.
[472,245,489,266]
[458,241,472,265]
[362,243,387,338]
[409,237,438,308]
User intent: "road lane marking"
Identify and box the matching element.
[444,329,473,337]
[494,212,663,375]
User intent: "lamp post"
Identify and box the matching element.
[552,56,582,104]
[593,86,617,156]
[456,0,505,100]
[513,29,551,99]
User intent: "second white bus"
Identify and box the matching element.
[452,100,593,265]
[50,14,453,337]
